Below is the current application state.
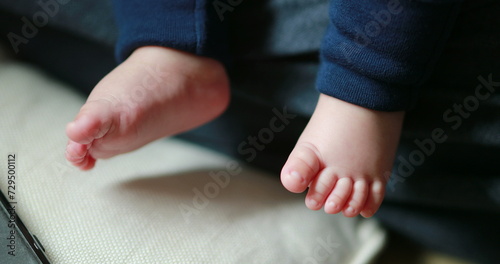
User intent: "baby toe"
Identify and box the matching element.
[360,180,385,218]
[281,143,321,193]
[305,168,338,210]
[69,151,95,171]
[343,180,369,217]
[324,177,353,214]
[65,141,88,163]
[66,115,102,144]
[67,100,114,145]
[78,155,96,171]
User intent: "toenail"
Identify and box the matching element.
[327,201,337,210]
[372,181,383,192]
[68,153,86,160]
[346,207,355,214]
[290,171,304,183]
[308,199,318,207]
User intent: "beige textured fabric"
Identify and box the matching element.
[0,58,385,263]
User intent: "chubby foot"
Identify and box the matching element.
[281,94,404,217]
[65,46,230,170]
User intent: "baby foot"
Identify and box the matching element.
[281,94,404,217]
[65,46,230,170]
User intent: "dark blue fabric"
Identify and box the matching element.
[317,0,463,111]
[113,0,229,64]
[113,0,463,111]
[113,0,216,62]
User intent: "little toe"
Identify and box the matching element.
[342,180,369,217]
[360,180,385,218]
[281,143,321,193]
[305,168,338,210]
[324,177,353,214]
[78,155,96,171]
[68,150,96,171]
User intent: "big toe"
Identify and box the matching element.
[281,143,322,193]
[66,103,112,144]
